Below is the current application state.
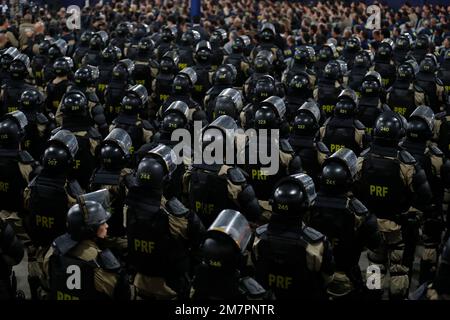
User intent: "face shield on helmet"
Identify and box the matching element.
[160,51,179,74]
[80,31,94,45]
[121,84,148,114]
[19,89,44,111]
[293,101,321,136]
[210,29,227,46]
[415,35,430,50]
[48,129,79,159]
[137,144,178,188]
[67,200,111,241]
[162,101,189,132]
[406,105,435,141]
[361,71,382,95]
[213,64,235,85]
[335,89,358,117]
[253,50,274,73]
[324,60,346,80]
[397,60,418,81]
[254,96,286,130]
[9,54,30,79]
[321,148,357,191]
[259,22,276,42]
[61,90,88,117]
[74,65,100,87]
[138,37,154,52]
[213,88,243,120]
[48,39,68,60]
[0,111,28,148]
[101,45,122,63]
[354,50,373,68]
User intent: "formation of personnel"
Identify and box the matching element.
[1,1,450,301]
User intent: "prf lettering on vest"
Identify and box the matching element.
[322,104,334,114]
[445,86,450,94]
[330,144,345,153]
[134,239,155,254]
[369,185,388,197]
[73,159,81,169]
[56,291,79,300]
[251,169,267,180]
[195,201,214,215]
[393,107,407,115]
[268,274,293,289]
[0,181,9,192]
[36,215,55,228]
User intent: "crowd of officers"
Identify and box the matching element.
[1,18,450,301]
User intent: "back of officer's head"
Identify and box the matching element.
[0,117,22,149]
[67,200,110,241]
[201,233,240,273]
[136,156,167,190]
[373,111,405,147]
[320,148,356,194]
[61,90,88,118]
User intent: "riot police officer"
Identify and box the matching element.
[354,111,433,299]
[151,101,190,148]
[288,101,329,185]
[357,71,390,136]
[244,50,276,103]
[18,88,52,159]
[347,50,373,95]
[412,34,433,63]
[212,88,244,122]
[437,49,450,97]
[192,40,214,104]
[0,54,35,116]
[177,29,201,70]
[252,173,334,299]
[314,59,347,118]
[0,48,20,86]
[125,144,205,299]
[309,148,380,299]
[314,42,338,80]
[131,38,159,95]
[192,209,266,300]
[393,33,414,65]
[374,39,396,89]
[320,89,368,155]
[24,130,82,300]
[387,59,426,118]
[223,35,251,88]
[45,57,74,117]
[184,115,261,227]
[44,199,130,300]
[151,51,179,111]
[97,45,122,104]
[110,22,131,53]
[44,39,68,83]
[155,26,177,61]
[82,31,109,67]
[31,40,52,89]
[73,31,94,68]
[111,84,154,152]
[416,53,444,113]
[341,36,362,70]
[282,45,316,88]
[284,73,314,123]
[209,28,227,70]
[434,92,450,159]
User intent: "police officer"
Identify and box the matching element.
[284,73,314,123]
[0,54,34,116]
[44,39,68,83]
[394,33,414,65]
[434,92,450,159]
[110,22,131,53]
[314,59,347,118]
[437,49,450,97]
[412,34,433,63]
[282,45,316,88]
[31,40,52,89]
[18,88,52,160]
[111,84,154,152]
[0,48,20,86]
[354,111,433,299]
[223,35,251,88]
[204,64,237,121]
[97,45,122,104]
[24,130,82,300]
[90,129,132,253]
[416,53,444,113]
[399,106,450,284]
[82,31,108,67]
[131,38,159,95]
[125,145,205,299]
[357,71,390,136]
[192,40,214,105]
[212,88,244,122]
[309,148,380,299]
[374,39,396,89]
[209,28,227,71]
[288,101,329,185]
[252,173,334,299]
[244,50,276,103]
[177,29,201,70]
[151,51,179,112]
[314,42,338,80]
[155,26,177,61]
[0,218,24,300]
[151,101,190,148]
[184,115,261,227]
[347,50,373,95]
[57,90,102,190]
[45,57,74,117]
[73,31,94,68]
[387,59,426,118]
[341,36,362,70]
[44,199,130,300]
[320,89,368,155]
[192,209,266,300]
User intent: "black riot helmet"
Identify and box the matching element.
[89,31,108,50]
[354,50,373,68]
[112,59,135,82]
[9,54,30,79]
[160,51,179,74]
[53,57,73,77]
[0,111,28,149]
[101,45,122,63]
[210,28,227,46]
[318,43,337,61]
[61,89,88,117]
[373,111,406,147]
[294,45,315,65]
[99,128,132,170]
[395,33,413,51]
[334,89,358,117]
[80,31,94,45]
[43,129,78,175]
[254,96,286,130]
[116,22,131,37]
[195,40,212,63]
[271,173,316,216]
[397,59,419,81]
[48,39,68,60]
[67,200,111,241]
[74,65,100,87]
[136,144,177,188]
[406,105,435,141]
[213,88,243,120]
[345,36,362,52]
[293,101,321,136]
[320,148,357,193]
[19,88,45,112]
[231,36,250,53]
[376,39,394,60]
[201,209,252,271]
[254,75,276,103]
[288,72,311,96]
[213,64,236,85]
[419,53,438,73]
[181,29,201,46]
[162,101,190,133]
[259,22,276,42]
[253,50,274,74]
[38,39,52,55]
[161,26,176,42]
[172,67,197,94]
[324,59,347,80]
[138,37,154,52]
[0,47,19,72]
[361,71,383,96]
[121,84,148,115]
[415,34,431,50]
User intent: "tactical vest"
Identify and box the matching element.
[22,112,48,160]
[416,72,439,112]
[43,63,56,83]
[205,84,232,122]
[27,175,69,246]
[317,78,341,118]
[31,55,48,87]
[285,96,308,123]
[394,49,410,65]
[2,81,33,115]
[189,164,237,227]
[437,114,450,158]
[154,73,175,106]
[0,150,27,212]
[97,63,114,102]
[322,118,359,154]
[178,46,194,69]
[358,149,410,218]
[387,82,416,118]
[348,66,368,94]
[46,79,71,114]
[314,60,329,81]
[133,61,152,91]
[224,53,247,86]
[192,63,212,103]
[156,43,173,61]
[437,64,450,95]
[357,96,382,135]
[125,189,170,275]
[341,51,358,70]
[211,48,224,69]
[113,115,144,151]
[288,136,321,183]
[73,46,89,68]
[83,50,101,67]
[104,81,127,124]
[374,61,396,88]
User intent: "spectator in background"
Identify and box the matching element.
[0,14,18,49]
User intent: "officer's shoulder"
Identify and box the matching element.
[398,150,417,164]
[18,150,34,164]
[141,119,154,131]
[227,167,247,185]
[353,119,366,130]
[51,126,61,136]
[255,224,268,238]
[435,77,444,86]
[302,226,325,243]
[316,141,330,154]
[165,197,189,217]
[349,198,369,216]
[239,276,267,299]
[36,113,49,125]
[88,127,102,140]
[428,144,444,157]
[414,84,424,92]
[97,249,121,271]
[280,139,294,153]
[67,179,83,197]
